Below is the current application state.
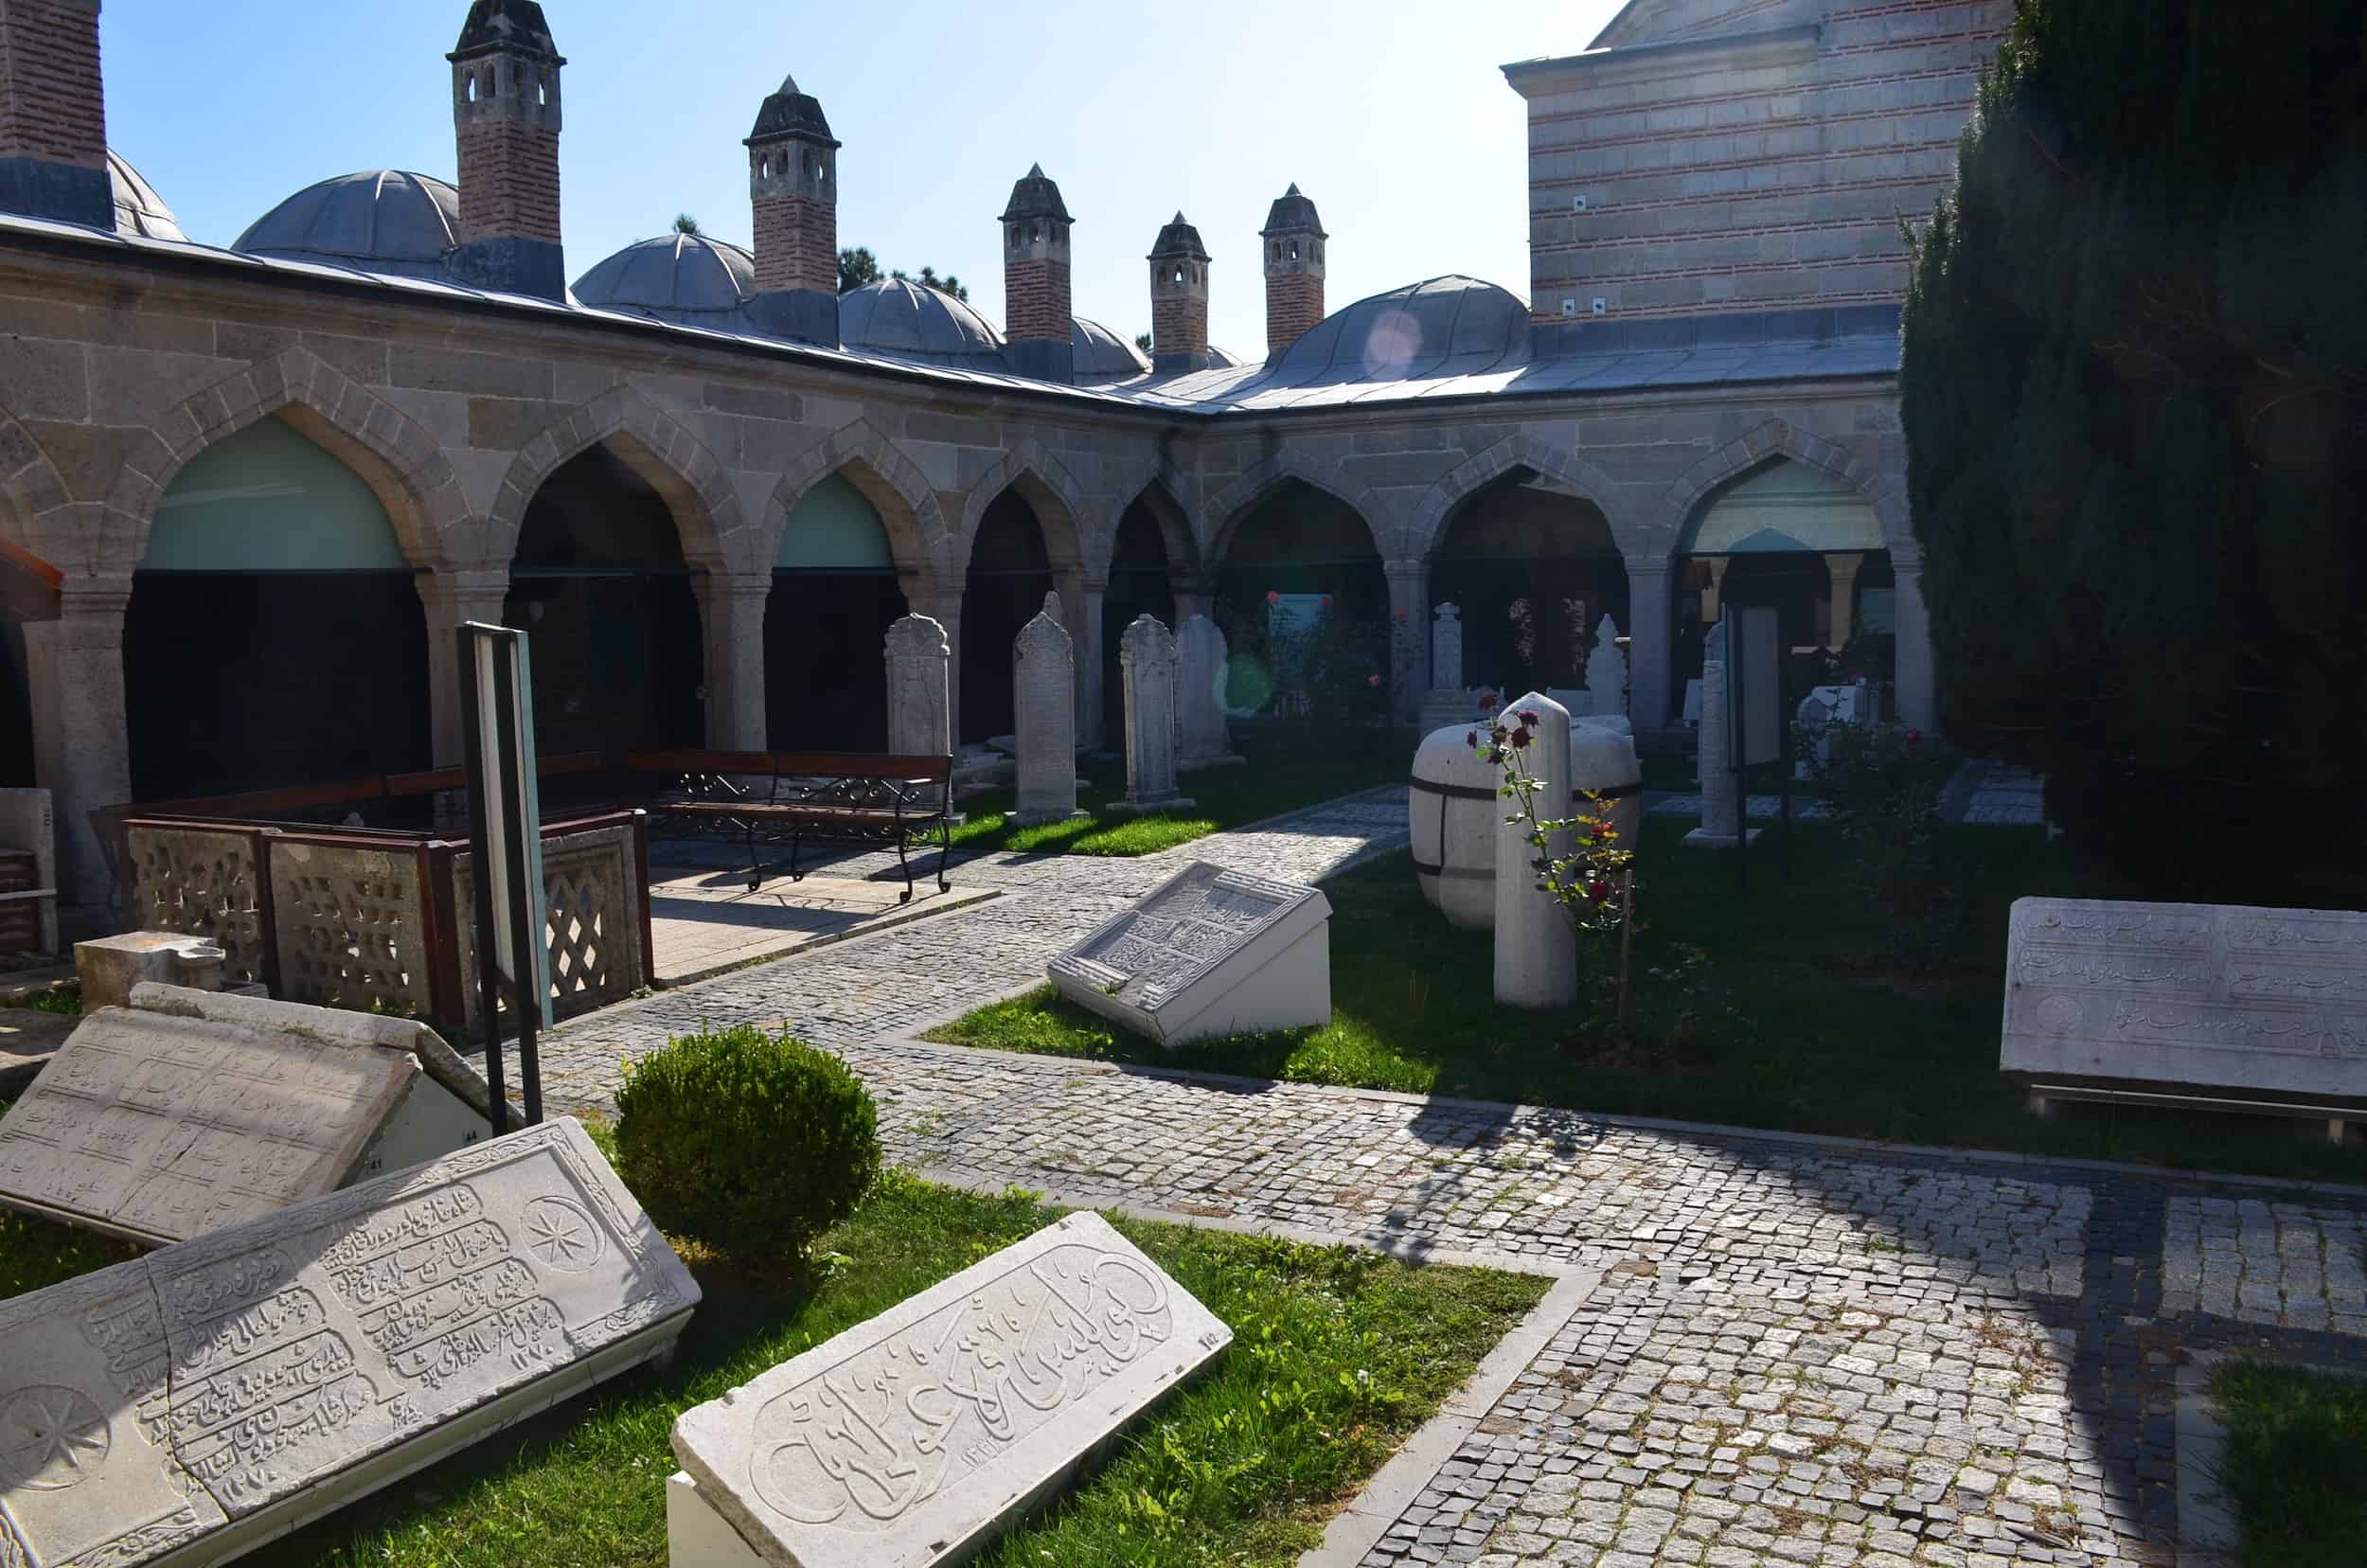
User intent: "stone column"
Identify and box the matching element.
[1892,546,1936,732]
[417,570,511,767]
[1682,620,1756,851]
[26,575,131,908]
[1053,566,1101,751]
[1824,552,1863,652]
[1492,690,1576,1008]
[883,613,952,759]
[1171,574,1213,629]
[1176,614,1239,769]
[1383,559,1429,722]
[695,571,772,750]
[1700,557,1731,624]
[1112,614,1193,814]
[1012,593,1084,825]
[1623,556,1673,731]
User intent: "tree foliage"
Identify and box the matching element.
[1901,0,2367,900]
[835,245,968,300]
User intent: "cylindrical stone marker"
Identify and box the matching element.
[1492,689,1578,1008]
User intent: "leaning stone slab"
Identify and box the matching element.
[2002,897,2367,1102]
[0,1117,699,1568]
[1047,861,1331,1046]
[668,1209,1228,1568]
[0,983,492,1245]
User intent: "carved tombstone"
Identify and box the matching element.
[1175,614,1239,770]
[1113,615,1193,815]
[1011,593,1084,826]
[884,614,952,760]
[1683,621,1757,850]
[0,983,491,1244]
[0,1118,698,1568]
[1585,614,1627,719]
[668,1210,1229,1568]
[1418,603,1470,731]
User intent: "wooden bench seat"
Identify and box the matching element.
[627,749,953,901]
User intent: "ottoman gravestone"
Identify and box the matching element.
[1111,615,1194,816]
[1683,620,1761,850]
[2002,897,2367,1136]
[1010,594,1086,827]
[885,614,952,759]
[1175,614,1242,771]
[1416,602,1472,732]
[1585,614,1627,719]
[0,983,492,1244]
[1491,692,1580,1008]
[0,1117,699,1568]
[1048,862,1331,1047]
[668,1210,1230,1568]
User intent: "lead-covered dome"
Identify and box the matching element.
[1272,276,1529,382]
[574,233,756,322]
[107,150,183,241]
[838,278,1005,363]
[1072,316,1148,382]
[234,170,460,279]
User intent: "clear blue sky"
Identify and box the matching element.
[100,0,1621,355]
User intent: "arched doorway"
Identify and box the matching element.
[504,443,703,758]
[1101,497,1176,747]
[1677,458,1894,707]
[124,415,430,798]
[959,490,1054,745]
[1430,470,1627,701]
[1211,478,1386,719]
[767,473,906,751]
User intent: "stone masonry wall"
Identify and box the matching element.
[1005,257,1070,344]
[753,193,835,295]
[1151,293,1207,360]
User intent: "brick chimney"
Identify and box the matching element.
[1260,183,1326,359]
[1148,212,1213,372]
[0,0,109,228]
[446,0,565,300]
[743,73,840,345]
[1001,164,1073,382]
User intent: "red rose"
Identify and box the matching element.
[1520,709,1540,726]
[1466,731,1479,747]
[1266,590,1280,605]
[1511,726,1532,750]
[1480,691,1497,708]
[1907,728,1923,744]
[1393,608,1408,620]
[1592,821,1611,841]
[1320,595,1333,609]
[1365,673,1381,687]
[1586,880,1611,903]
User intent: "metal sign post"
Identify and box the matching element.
[457,621,551,1131]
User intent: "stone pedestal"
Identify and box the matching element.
[1492,691,1578,1008]
[75,930,227,1012]
[695,572,772,749]
[1012,593,1086,825]
[1683,624,1760,851]
[1176,614,1241,771]
[1112,614,1194,816]
[884,613,952,759]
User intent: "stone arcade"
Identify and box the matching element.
[0,1117,698,1568]
[0,0,2006,921]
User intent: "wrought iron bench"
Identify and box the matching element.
[626,749,954,901]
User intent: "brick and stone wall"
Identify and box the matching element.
[1151,293,1206,360]
[1005,257,1070,344]
[752,192,834,295]
[455,121,561,246]
[0,0,102,168]
[1264,271,1323,357]
[1510,0,2011,325]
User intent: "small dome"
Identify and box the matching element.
[1272,276,1529,381]
[108,150,183,241]
[838,278,1005,363]
[234,170,460,279]
[1072,316,1149,382]
[574,233,756,320]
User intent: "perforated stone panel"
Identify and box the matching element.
[265,840,436,1021]
[126,827,268,986]
[454,821,647,1034]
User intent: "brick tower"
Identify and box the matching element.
[1147,212,1213,373]
[0,0,110,228]
[1260,183,1326,359]
[744,73,840,345]
[1001,164,1074,383]
[446,0,565,300]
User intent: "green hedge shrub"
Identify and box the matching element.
[612,1024,881,1266]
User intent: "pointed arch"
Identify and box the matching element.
[1658,418,1908,549]
[488,385,746,572]
[1200,452,1387,568]
[0,406,68,555]
[1409,433,1639,561]
[765,419,950,579]
[103,347,470,572]
[952,438,1089,579]
[1092,471,1201,582]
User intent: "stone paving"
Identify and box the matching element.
[540,788,2367,1567]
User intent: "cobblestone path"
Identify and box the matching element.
[543,790,2367,1567]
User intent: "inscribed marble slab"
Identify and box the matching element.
[670,1210,1228,1568]
[0,1117,699,1567]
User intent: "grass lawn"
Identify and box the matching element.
[928,817,2367,1185]
[947,737,1401,859]
[2205,1359,2367,1566]
[0,1159,1542,1567]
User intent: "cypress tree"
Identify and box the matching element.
[1902,0,2367,901]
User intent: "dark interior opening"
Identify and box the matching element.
[958,490,1054,745]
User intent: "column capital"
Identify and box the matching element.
[57,574,133,620]
[1623,553,1674,578]
[1381,557,1429,583]
[416,568,510,612]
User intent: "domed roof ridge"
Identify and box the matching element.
[573,231,756,318]
[1071,314,1150,381]
[839,277,1006,363]
[233,170,462,280]
[1270,274,1530,382]
[107,149,183,241]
